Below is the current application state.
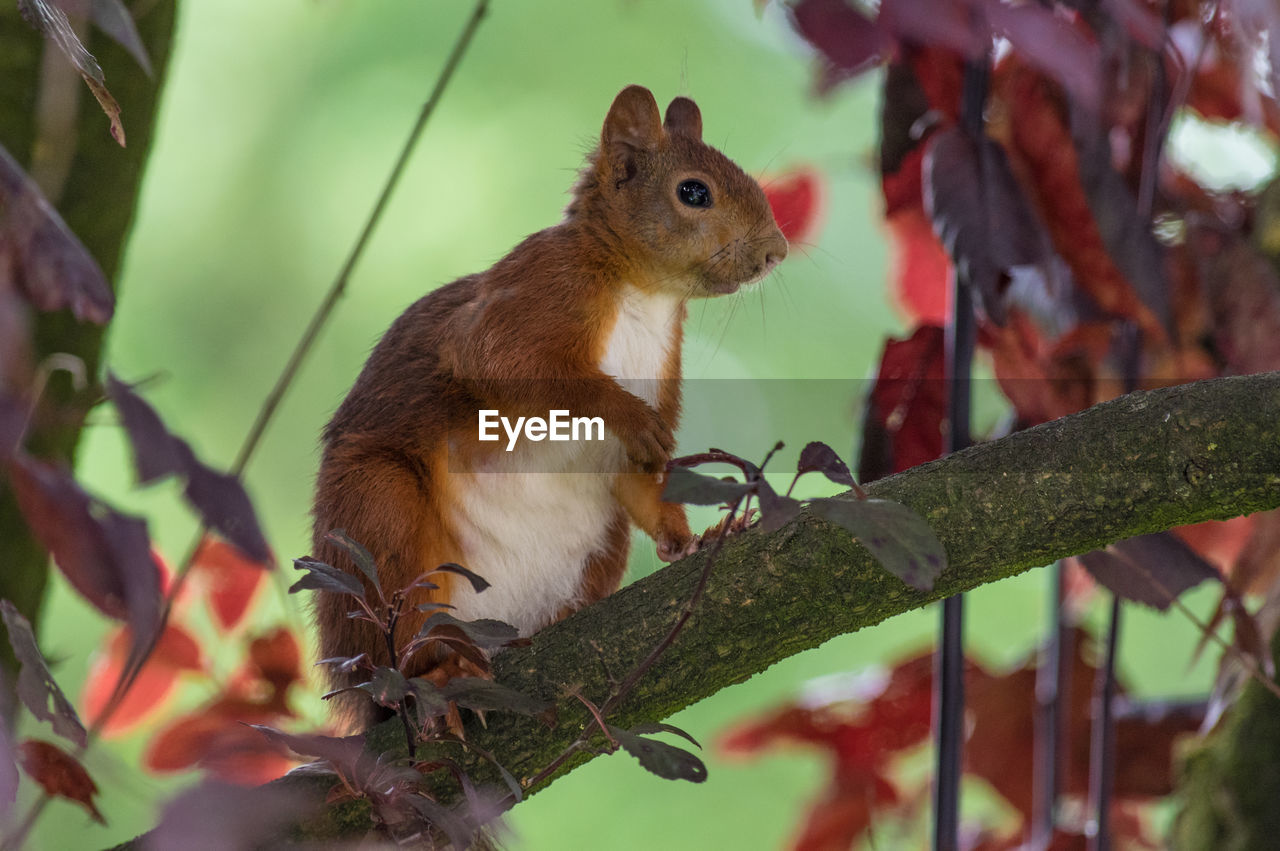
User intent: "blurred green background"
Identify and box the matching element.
[22,0,1222,848]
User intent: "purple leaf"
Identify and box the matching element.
[986,0,1101,112]
[0,701,15,820]
[797,441,857,489]
[756,478,803,533]
[627,721,702,750]
[439,677,552,718]
[925,126,1054,324]
[808,496,947,591]
[407,677,453,722]
[105,374,185,483]
[323,529,381,596]
[107,376,271,563]
[880,0,989,60]
[316,654,370,675]
[1069,110,1172,335]
[430,562,490,594]
[5,455,161,652]
[662,465,751,506]
[418,612,519,650]
[404,795,478,851]
[606,725,708,783]
[1079,531,1221,610]
[249,726,365,778]
[0,144,113,323]
[89,0,152,76]
[290,558,365,599]
[787,0,890,91]
[180,451,271,564]
[149,780,320,851]
[357,667,409,708]
[0,602,86,747]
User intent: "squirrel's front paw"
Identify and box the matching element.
[619,402,675,473]
[657,530,699,562]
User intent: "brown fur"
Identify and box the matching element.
[311,86,787,730]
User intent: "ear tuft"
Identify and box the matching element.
[664,97,702,141]
[602,85,663,151]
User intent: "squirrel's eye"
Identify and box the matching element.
[677,179,712,208]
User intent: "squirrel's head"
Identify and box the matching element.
[570,85,787,297]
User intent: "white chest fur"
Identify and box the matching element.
[599,285,682,406]
[447,285,684,635]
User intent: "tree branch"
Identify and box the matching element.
[254,373,1280,840]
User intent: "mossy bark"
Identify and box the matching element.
[248,373,1280,843]
[0,2,177,669]
[1171,627,1280,850]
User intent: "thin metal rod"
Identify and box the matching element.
[1087,596,1122,851]
[1031,561,1066,847]
[933,50,985,851]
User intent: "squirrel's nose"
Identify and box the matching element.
[764,230,788,271]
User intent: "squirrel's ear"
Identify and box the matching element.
[663,97,702,141]
[601,85,662,185]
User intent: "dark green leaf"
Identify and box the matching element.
[808,496,946,591]
[606,725,707,783]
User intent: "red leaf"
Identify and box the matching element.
[5,454,161,646]
[18,739,104,824]
[81,623,204,736]
[858,324,946,482]
[144,698,296,785]
[763,169,823,244]
[886,206,952,325]
[243,628,303,703]
[995,58,1165,341]
[191,536,269,631]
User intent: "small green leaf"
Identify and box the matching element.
[808,496,946,591]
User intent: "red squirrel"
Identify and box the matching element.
[311,85,787,728]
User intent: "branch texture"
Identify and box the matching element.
[280,373,1280,840]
